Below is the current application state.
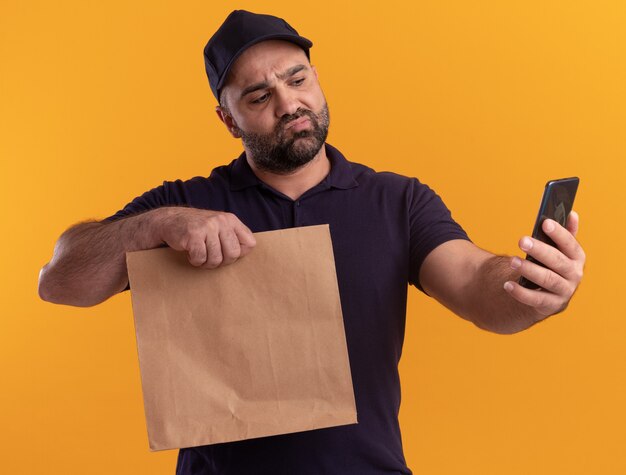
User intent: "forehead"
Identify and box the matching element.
[224,40,309,90]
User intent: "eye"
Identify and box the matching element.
[292,78,305,86]
[251,93,270,104]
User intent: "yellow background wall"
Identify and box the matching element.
[1,1,624,473]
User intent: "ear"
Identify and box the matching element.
[215,106,242,139]
[311,64,318,79]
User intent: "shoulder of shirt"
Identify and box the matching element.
[154,160,236,191]
[346,160,427,189]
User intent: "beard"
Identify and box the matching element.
[237,103,330,174]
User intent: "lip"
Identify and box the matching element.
[285,117,311,131]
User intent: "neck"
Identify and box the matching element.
[246,146,330,201]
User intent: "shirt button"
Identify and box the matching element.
[296,201,300,207]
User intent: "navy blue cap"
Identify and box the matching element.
[203,10,313,102]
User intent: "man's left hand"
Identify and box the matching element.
[504,210,586,316]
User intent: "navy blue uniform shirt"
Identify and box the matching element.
[107,143,470,475]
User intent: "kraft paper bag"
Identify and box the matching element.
[126,224,357,451]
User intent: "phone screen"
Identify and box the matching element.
[518,177,579,289]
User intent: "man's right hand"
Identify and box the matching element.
[154,208,257,268]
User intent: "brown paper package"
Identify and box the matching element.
[126,224,357,451]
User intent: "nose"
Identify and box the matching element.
[273,85,300,119]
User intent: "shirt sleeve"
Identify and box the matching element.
[102,182,177,223]
[101,182,180,292]
[407,178,471,292]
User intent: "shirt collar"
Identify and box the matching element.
[229,143,359,191]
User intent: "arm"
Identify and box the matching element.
[418,211,585,334]
[38,207,256,307]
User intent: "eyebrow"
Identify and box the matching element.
[239,64,308,100]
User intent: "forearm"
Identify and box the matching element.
[421,218,585,335]
[466,255,545,334]
[38,209,167,307]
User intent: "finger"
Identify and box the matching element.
[503,280,565,316]
[234,222,257,257]
[541,218,585,262]
[519,236,573,279]
[566,210,579,237]
[510,256,570,295]
[187,240,208,267]
[203,233,223,269]
[218,228,241,266]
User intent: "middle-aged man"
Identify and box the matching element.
[38,10,586,475]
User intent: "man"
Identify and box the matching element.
[38,10,585,475]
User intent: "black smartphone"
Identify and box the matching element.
[518,177,580,290]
